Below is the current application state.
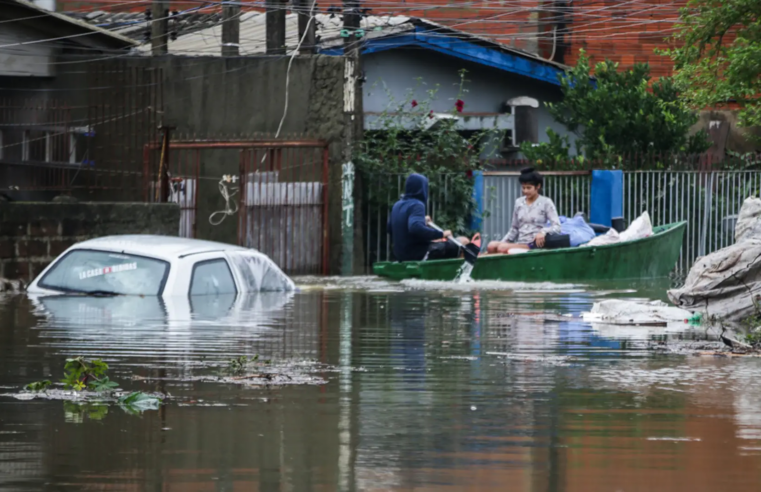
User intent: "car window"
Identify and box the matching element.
[227,251,294,291]
[190,259,237,296]
[38,250,169,296]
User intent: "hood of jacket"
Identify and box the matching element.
[404,173,428,203]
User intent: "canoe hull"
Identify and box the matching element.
[373,222,687,282]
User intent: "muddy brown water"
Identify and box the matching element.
[1,277,760,491]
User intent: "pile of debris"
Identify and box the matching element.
[668,196,761,322]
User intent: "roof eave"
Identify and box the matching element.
[4,0,138,49]
[321,23,569,87]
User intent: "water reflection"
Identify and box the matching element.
[1,282,761,490]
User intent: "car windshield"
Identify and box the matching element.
[38,250,170,296]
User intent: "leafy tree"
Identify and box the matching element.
[523,51,710,166]
[664,0,761,129]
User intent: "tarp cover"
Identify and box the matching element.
[558,213,596,247]
[668,197,761,321]
[735,196,761,243]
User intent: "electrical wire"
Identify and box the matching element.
[0,0,697,154]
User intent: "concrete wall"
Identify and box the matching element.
[693,110,761,155]
[54,55,349,274]
[362,49,578,155]
[0,23,56,77]
[0,202,180,282]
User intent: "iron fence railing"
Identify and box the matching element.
[362,173,463,269]
[363,169,761,275]
[482,171,591,245]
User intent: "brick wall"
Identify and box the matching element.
[0,202,180,283]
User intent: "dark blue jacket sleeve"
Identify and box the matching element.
[407,202,444,241]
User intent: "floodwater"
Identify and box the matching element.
[1,277,761,491]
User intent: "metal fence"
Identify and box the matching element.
[484,170,761,273]
[238,141,329,276]
[0,64,163,202]
[364,170,761,275]
[482,171,591,245]
[144,139,201,238]
[362,173,464,269]
[622,171,761,272]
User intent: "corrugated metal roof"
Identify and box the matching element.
[61,9,569,71]
[65,9,223,42]
[134,13,413,56]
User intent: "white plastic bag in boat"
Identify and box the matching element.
[619,211,653,242]
[734,197,761,243]
[668,239,761,321]
[582,228,620,247]
[581,299,693,325]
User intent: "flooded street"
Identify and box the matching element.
[2,278,761,491]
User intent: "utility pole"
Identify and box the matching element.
[294,0,316,54]
[341,0,363,275]
[151,0,169,55]
[266,0,286,55]
[221,1,241,56]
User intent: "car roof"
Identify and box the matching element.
[71,235,249,260]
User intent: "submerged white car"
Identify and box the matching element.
[26,235,295,297]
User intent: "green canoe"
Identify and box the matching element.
[373,221,687,282]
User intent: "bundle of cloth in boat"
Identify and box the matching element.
[558,213,596,247]
[582,211,653,247]
[668,197,761,321]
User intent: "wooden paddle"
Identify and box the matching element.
[429,222,480,265]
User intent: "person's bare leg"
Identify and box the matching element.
[486,241,501,254]
[497,243,529,254]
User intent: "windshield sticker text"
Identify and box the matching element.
[78,262,137,280]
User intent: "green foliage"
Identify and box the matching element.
[25,380,52,392]
[520,129,578,165]
[23,357,162,421]
[524,51,710,167]
[118,392,163,415]
[62,357,114,392]
[663,0,761,129]
[64,402,109,423]
[354,70,502,235]
[229,355,258,375]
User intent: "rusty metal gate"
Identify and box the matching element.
[238,141,329,276]
[142,139,329,275]
[143,138,201,238]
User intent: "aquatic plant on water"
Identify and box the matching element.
[62,357,119,392]
[23,356,163,418]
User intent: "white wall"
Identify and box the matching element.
[362,49,578,155]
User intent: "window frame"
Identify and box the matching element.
[188,258,238,297]
[37,248,171,296]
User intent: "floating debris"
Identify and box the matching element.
[485,352,578,366]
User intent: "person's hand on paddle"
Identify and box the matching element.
[534,232,546,248]
[443,230,453,239]
[426,215,432,225]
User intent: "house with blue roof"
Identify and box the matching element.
[320,16,577,157]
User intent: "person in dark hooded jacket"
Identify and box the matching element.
[388,173,457,262]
